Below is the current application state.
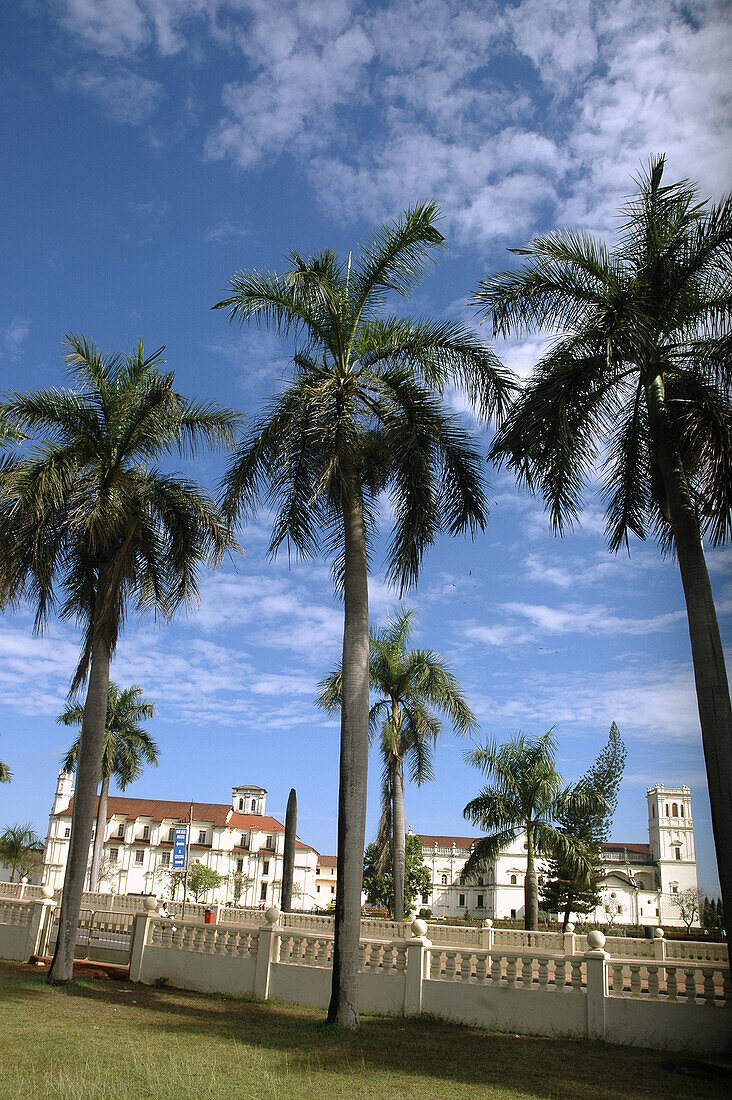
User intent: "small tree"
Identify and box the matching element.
[0,823,43,881]
[187,863,223,903]
[362,833,431,915]
[0,737,11,784]
[602,895,621,927]
[672,886,704,931]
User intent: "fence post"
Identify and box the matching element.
[480,919,494,952]
[254,907,280,1000]
[584,930,608,1041]
[563,922,576,957]
[129,896,158,982]
[653,927,666,960]
[403,918,431,1017]
[27,886,57,960]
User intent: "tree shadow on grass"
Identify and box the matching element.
[2,963,730,1100]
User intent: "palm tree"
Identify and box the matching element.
[0,823,43,881]
[317,607,477,921]
[214,202,515,1028]
[0,335,238,982]
[59,682,158,892]
[473,156,732,955]
[462,730,600,930]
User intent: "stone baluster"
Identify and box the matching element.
[521,957,533,987]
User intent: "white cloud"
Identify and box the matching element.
[472,661,705,743]
[58,67,164,124]
[2,318,29,355]
[204,219,249,242]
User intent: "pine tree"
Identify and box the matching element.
[541,723,626,930]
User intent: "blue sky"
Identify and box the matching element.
[1,1,730,894]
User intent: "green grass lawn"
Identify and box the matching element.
[0,960,728,1100]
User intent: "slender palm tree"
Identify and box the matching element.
[0,823,43,881]
[214,202,515,1028]
[317,607,477,921]
[0,335,238,982]
[59,682,158,892]
[463,730,601,930]
[473,156,732,955]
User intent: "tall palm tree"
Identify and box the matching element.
[0,823,43,881]
[473,156,732,955]
[59,682,158,892]
[214,202,515,1028]
[0,335,238,982]
[462,730,600,930]
[317,607,477,921]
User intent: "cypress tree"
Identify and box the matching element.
[542,723,627,930]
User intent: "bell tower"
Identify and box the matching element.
[647,784,697,896]
[53,769,74,815]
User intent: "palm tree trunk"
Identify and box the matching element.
[89,774,109,893]
[646,375,732,968]
[328,487,370,1029]
[48,616,111,983]
[392,754,406,922]
[562,893,573,933]
[524,826,538,931]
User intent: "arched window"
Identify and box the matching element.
[680,804,684,817]
[238,798,243,810]
[251,799,256,812]
[672,802,678,816]
[441,874,447,885]
[510,874,517,885]
[665,804,669,816]
[652,805,656,818]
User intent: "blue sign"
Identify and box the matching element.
[172,826,188,869]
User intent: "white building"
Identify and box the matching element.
[417,784,699,928]
[44,772,322,908]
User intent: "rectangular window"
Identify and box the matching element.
[316,866,321,875]
[236,858,243,873]
[135,850,144,864]
[671,885,678,894]
[198,830,207,845]
[459,893,465,906]
[260,882,267,901]
[160,852,170,866]
[109,849,118,863]
[64,827,71,838]
[316,885,321,893]
[265,835,273,850]
[240,834,249,849]
[167,827,175,842]
[331,886,334,894]
[477,877,484,887]
[674,848,681,860]
[142,825,150,840]
[510,908,516,919]
[117,824,124,837]
[262,860,270,875]
[476,894,484,908]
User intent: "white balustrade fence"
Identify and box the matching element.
[126,910,732,1055]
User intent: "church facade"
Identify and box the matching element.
[43,773,324,909]
[416,785,699,928]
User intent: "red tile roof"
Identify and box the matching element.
[417,834,479,850]
[603,842,652,855]
[317,855,338,867]
[63,795,287,832]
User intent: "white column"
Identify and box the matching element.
[254,907,280,1000]
[403,919,431,1016]
[584,930,609,1041]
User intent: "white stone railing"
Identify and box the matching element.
[127,912,732,1054]
[607,957,731,1005]
[0,899,33,927]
